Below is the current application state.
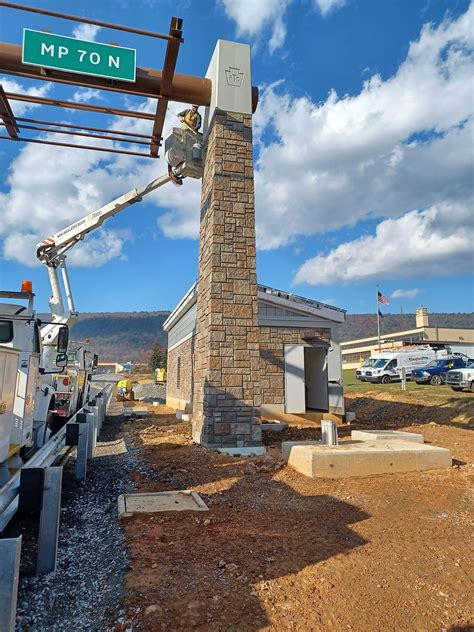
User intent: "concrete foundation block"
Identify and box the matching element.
[284,440,452,479]
[282,441,322,462]
[217,446,266,457]
[351,430,424,443]
[261,421,289,432]
[181,413,192,422]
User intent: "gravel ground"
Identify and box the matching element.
[14,398,151,631]
[132,383,166,404]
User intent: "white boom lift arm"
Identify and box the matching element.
[36,126,203,352]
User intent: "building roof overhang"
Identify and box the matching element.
[163,282,345,331]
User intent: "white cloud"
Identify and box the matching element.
[392,288,419,299]
[314,0,346,16]
[220,0,290,53]
[253,5,474,253]
[0,98,197,267]
[72,89,102,104]
[220,0,348,51]
[293,202,474,285]
[67,229,128,267]
[0,130,134,267]
[0,77,51,117]
[72,24,102,42]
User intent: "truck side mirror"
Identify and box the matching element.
[57,325,69,354]
[56,352,68,369]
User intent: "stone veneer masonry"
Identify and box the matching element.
[166,337,194,411]
[192,111,262,448]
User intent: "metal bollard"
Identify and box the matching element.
[0,536,22,632]
[321,419,338,446]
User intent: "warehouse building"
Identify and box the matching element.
[163,283,346,417]
[342,308,474,368]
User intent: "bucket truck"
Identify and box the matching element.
[0,126,202,472]
[0,284,69,481]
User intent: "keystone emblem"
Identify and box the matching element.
[225,67,244,87]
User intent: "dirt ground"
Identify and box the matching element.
[118,391,473,632]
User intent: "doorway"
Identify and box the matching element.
[284,344,329,413]
[304,347,329,411]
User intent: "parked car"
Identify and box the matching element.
[445,362,474,392]
[412,357,466,386]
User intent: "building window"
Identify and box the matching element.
[177,356,181,390]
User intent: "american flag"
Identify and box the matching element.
[377,290,390,305]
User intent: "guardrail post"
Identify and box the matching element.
[36,466,63,575]
[77,411,96,460]
[66,422,88,481]
[0,536,22,632]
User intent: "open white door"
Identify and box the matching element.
[284,344,305,413]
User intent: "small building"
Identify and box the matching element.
[163,284,346,417]
[342,307,474,369]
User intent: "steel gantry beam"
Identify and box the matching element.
[150,16,183,156]
[0,2,259,157]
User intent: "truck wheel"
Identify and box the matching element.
[380,375,391,384]
[451,387,463,392]
[430,375,442,386]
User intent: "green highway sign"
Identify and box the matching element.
[22,29,136,83]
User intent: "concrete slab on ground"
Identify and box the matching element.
[118,491,208,518]
[351,430,424,443]
[283,440,452,479]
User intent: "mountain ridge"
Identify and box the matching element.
[69,310,473,362]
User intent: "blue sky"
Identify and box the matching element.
[0,0,473,316]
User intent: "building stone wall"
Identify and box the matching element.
[259,326,331,409]
[166,337,194,411]
[192,111,262,448]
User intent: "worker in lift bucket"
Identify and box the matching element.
[168,105,202,186]
[179,104,202,132]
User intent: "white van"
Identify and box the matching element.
[356,347,447,384]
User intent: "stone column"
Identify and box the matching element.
[192,110,262,449]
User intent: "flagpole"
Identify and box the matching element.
[376,285,381,351]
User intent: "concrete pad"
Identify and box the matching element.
[217,446,266,457]
[284,440,452,479]
[123,407,148,417]
[282,441,322,462]
[261,421,288,432]
[351,430,424,443]
[118,491,208,518]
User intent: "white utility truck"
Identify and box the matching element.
[0,286,69,477]
[356,346,447,384]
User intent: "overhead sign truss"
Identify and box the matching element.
[0,1,186,158]
[0,1,258,159]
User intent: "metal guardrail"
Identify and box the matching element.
[0,382,113,532]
